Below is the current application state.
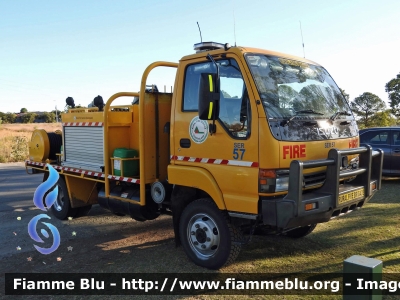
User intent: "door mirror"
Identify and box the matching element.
[198,73,220,120]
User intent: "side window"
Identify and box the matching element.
[182,59,250,139]
[361,131,389,145]
[219,76,250,139]
[393,131,400,145]
[183,62,214,111]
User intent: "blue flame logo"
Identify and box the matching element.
[28,164,61,254]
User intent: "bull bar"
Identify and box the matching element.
[262,145,383,230]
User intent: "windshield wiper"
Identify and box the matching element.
[280,109,323,126]
[330,111,352,121]
[295,109,324,115]
[280,116,296,127]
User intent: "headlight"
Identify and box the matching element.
[276,176,289,192]
[349,156,359,169]
[259,169,289,193]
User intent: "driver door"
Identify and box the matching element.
[171,56,259,214]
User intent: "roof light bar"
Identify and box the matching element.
[193,42,227,53]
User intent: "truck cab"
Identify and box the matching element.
[26,42,383,270]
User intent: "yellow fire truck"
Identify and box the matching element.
[26,42,383,269]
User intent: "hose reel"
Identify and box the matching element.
[29,129,62,162]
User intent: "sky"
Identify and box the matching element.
[1,0,400,113]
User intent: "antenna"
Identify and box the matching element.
[197,22,202,43]
[232,1,237,46]
[299,21,305,58]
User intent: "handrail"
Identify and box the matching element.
[103,61,178,205]
[138,61,178,205]
[103,92,139,200]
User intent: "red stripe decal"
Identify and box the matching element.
[169,155,258,168]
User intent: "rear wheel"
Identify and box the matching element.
[284,224,317,238]
[179,198,242,269]
[51,177,77,220]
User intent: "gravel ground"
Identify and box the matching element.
[0,163,212,299]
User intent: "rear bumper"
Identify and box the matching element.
[261,146,383,230]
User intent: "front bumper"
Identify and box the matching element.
[262,146,383,230]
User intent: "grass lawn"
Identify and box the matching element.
[211,179,400,299]
[232,180,400,273]
[0,123,61,162]
[1,123,399,298]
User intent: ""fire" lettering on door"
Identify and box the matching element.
[283,145,306,159]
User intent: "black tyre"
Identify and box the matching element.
[50,177,77,220]
[179,198,242,269]
[284,224,317,238]
[139,201,160,221]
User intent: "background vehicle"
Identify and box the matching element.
[26,42,383,269]
[360,126,400,176]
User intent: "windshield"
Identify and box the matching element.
[244,54,351,119]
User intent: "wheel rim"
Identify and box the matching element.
[187,213,220,258]
[53,184,64,212]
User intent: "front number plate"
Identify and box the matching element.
[338,188,364,204]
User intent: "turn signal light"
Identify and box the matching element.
[305,203,317,211]
[259,169,276,193]
[259,169,276,178]
[259,169,290,193]
[370,181,377,191]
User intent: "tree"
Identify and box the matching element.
[370,110,397,127]
[298,85,330,113]
[20,108,28,113]
[350,92,385,128]
[21,112,37,123]
[2,113,16,123]
[385,72,400,117]
[278,86,298,109]
[42,112,56,123]
[340,88,350,102]
[51,109,61,120]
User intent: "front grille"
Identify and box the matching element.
[304,171,326,188]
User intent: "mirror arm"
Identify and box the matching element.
[207,54,219,91]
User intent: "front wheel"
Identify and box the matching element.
[179,198,242,269]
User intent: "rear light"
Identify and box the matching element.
[259,169,289,193]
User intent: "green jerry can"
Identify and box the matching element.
[113,148,139,177]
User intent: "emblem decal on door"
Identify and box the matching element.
[189,116,209,144]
